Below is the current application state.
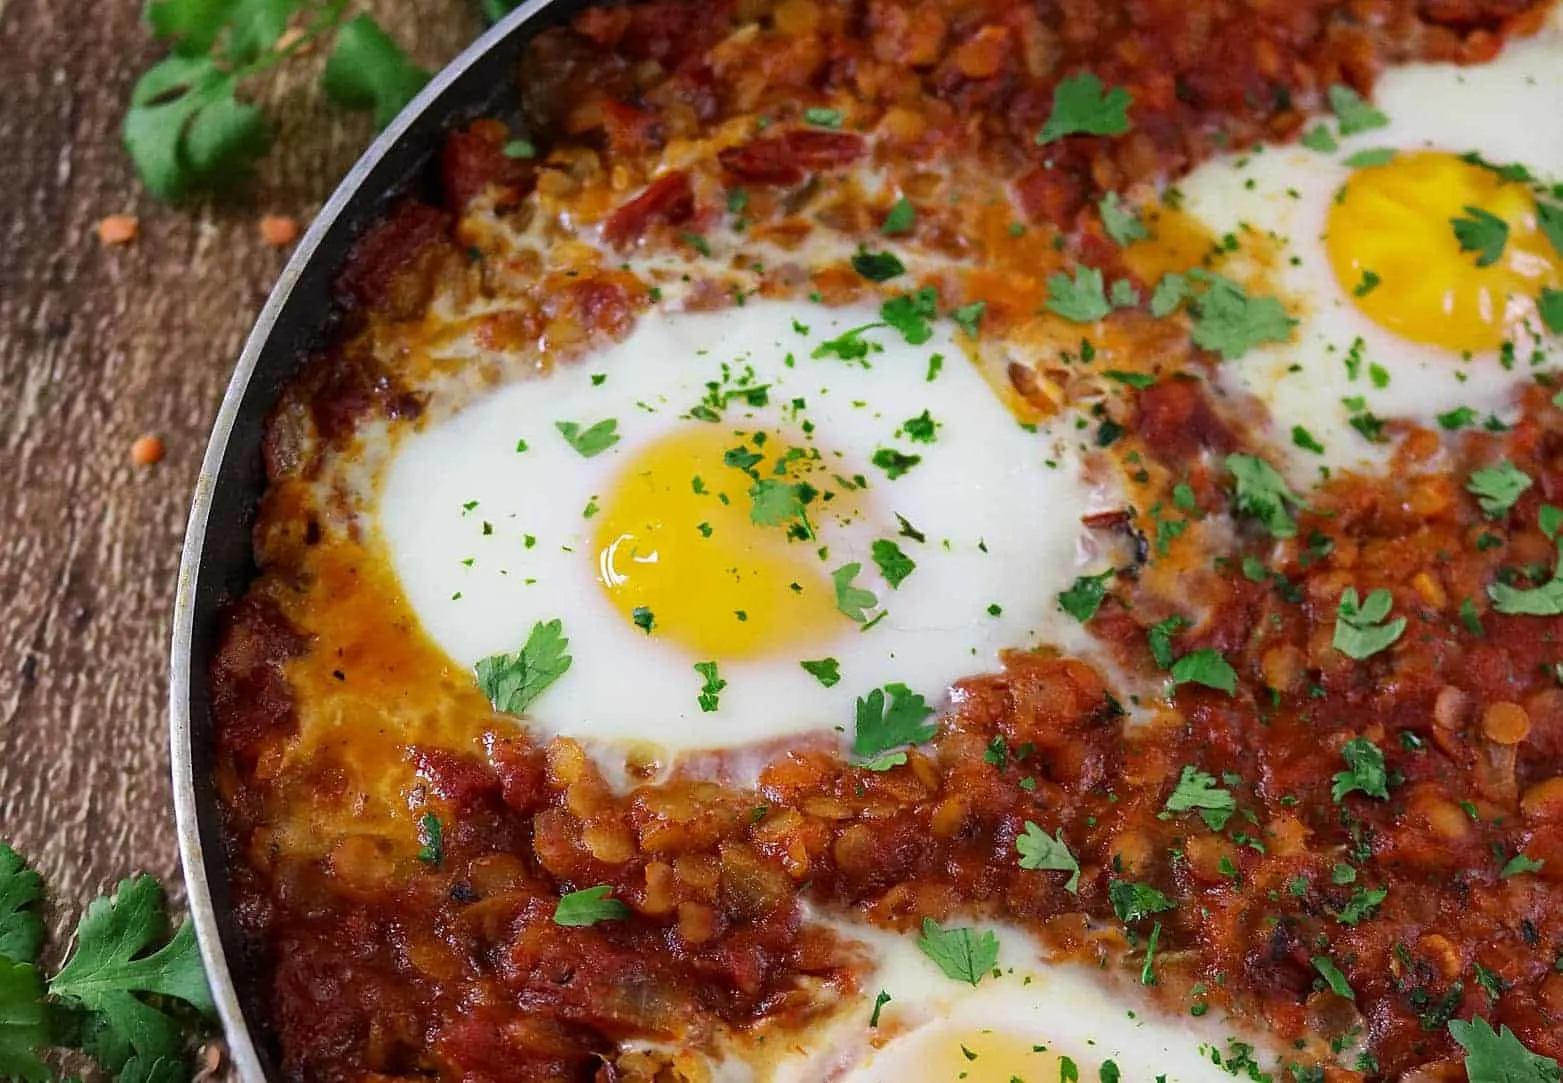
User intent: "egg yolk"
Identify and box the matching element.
[869,1026,1064,1082]
[1326,151,1560,353]
[593,425,851,660]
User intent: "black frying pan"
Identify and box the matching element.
[168,2,594,1076]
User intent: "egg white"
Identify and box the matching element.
[1171,14,1563,482]
[681,920,1285,1083]
[377,300,1109,758]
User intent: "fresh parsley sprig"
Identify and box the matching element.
[125,0,430,200]
[0,844,215,1082]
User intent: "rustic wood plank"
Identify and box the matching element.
[0,0,482,1052]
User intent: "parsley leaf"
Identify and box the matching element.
[0,845,44,964]
[1170,649,1238,694]
[416,812,443,867]
[871,448,922,479]
[1500,852,1546,879]
[1036,72,1133,145]
[1467,461,1532,517]
[0,959,49,1083]
[832,563,879,623]
[1099,193,1149,246]
[694,661,726,712]
[883,196,916,236]
[1300,124,1338,153]
[1107,880,1176,923]
[1332,587,1406,660]
[802,106,843,128]
[1189,273,1296,360]
[1490,542,1563,616]
[1343,147,1396,168]
[555,418,621,457]
[1147,615,1186,669]
[1046,266,1111,323]
[851,248,906,282]
[1327,84,1389,135]
[916,919,999,986]
[553,885,631,927]
[900,410,938,443]
[881,288,938,344]
[1451,206,1510,269]
[871,539,917,589]
[1227,453,1305,538]
[1016,822,1081,894]
[1333,886,1387,926]
[1311,955,1355,1000]
[474,619,573,715]
[951,301,986,337]
[322,15,431,129]
[1058,569,1114,622]
[49,875,215,1068]
[1331,736,1390,802]
[812,324,883,362]
[1150,273,1189,317]
[1448,1016,1559,1083]
[124,57,268,200]
[800,658,841,687]
[852,683,936,769]
[1161,765,1236,831]
[749,477,810,530]
[1540,287,1563,335]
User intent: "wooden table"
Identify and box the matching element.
[0,0,479,1012]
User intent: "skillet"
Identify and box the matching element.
[167,2,597,1076]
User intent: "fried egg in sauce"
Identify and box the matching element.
[379,301,1108,757]
[366,17,1563,1082]
[1121,12,1563,481]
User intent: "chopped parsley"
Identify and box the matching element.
[812,323,883,362]
[800,658,841,687]
[1327,83,1389,135]
[882,196,916,236]
[881,287,938,344]
[1448,1016,1559,1083]
[694,661,726,712]
[1188,272,1296,360]
[1300,124,1338,153]
[831,563,879,623]
[1046,266,1111,323]
[554,418,620,457]
[1451,205,1510,268]
[851,248,905,282]
[1170,649,1238,694]
[1035,72,1133,145]
[1099,192,1149,246]
[1467,461,1532,517]
[917,919,999,985]
[1332,587,1406,660]
[632,607,655,634]
[951,300,986,337]
[1312,955,1355,1000]
[871,539,916,588]
[1227,452,1305,538]
[1016,822,1081,893]
[1292,426,1326,454]
[871,447,922,479]
[802,106,843,128]
[1108,880,1176,923]
[1343,147,1396,168]
[1058,569,1114,622]
[1333,886,1387,926]
[1332,736,1390,802]
[474,619,573,714]
[553,885,630,927]
[1161,765,1236,831]
[415,812,443,867]
[1500,852,1546,879]
[852,683,936,770]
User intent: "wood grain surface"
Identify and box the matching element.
[0,0,479,1029]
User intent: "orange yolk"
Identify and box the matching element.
[592,426,850,660]
[1325,151,1561,353]
[877,1026,1065,1081]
